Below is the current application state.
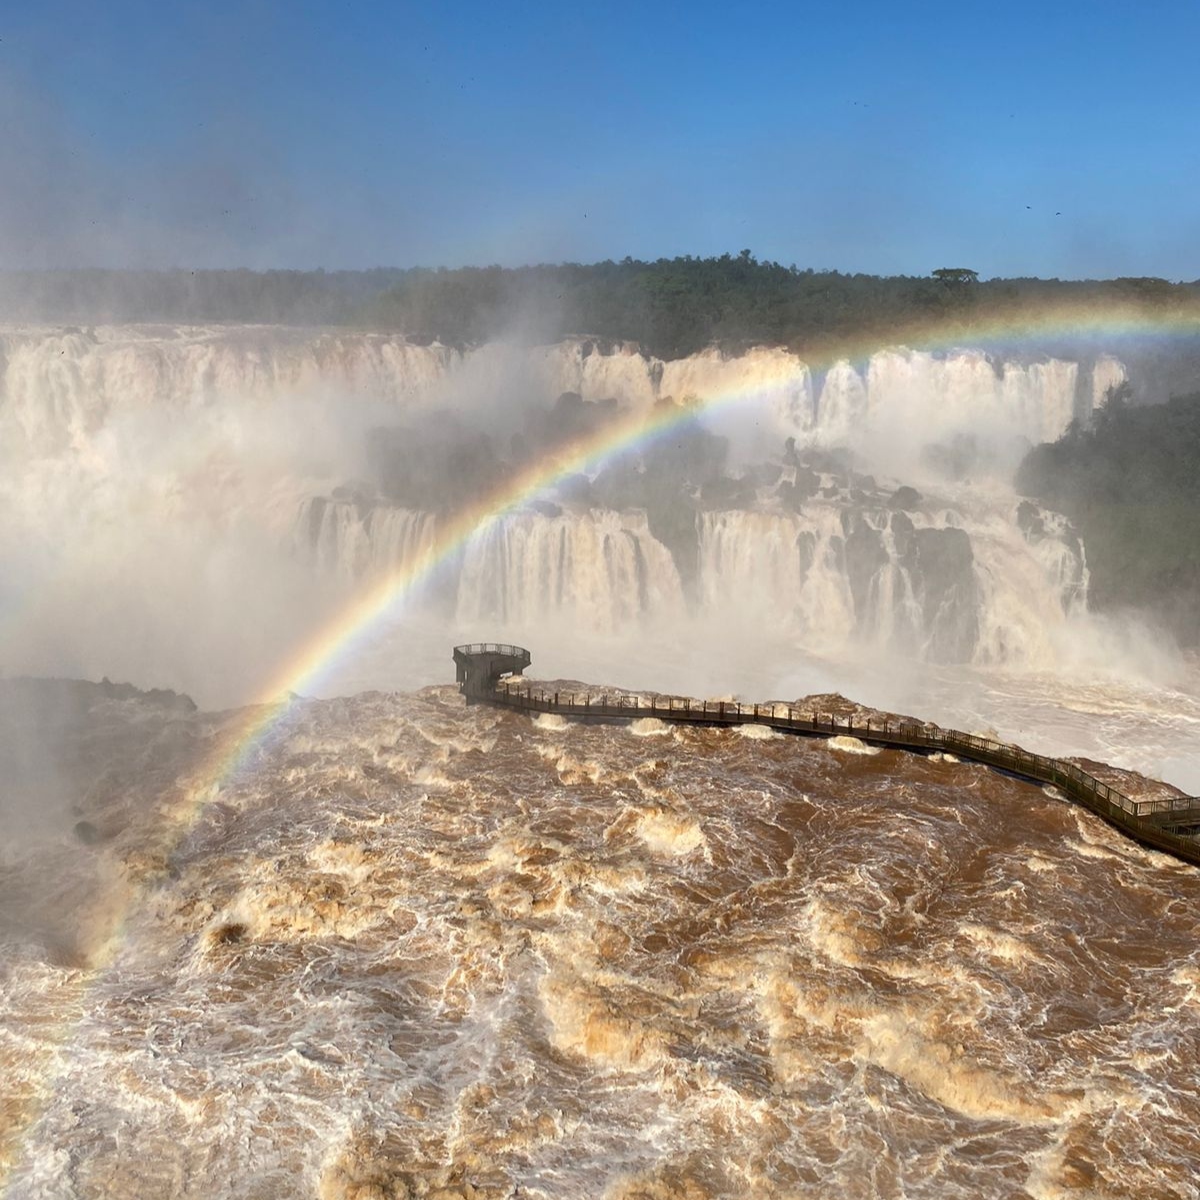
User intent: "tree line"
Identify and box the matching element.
[3,257,1199,360]
[358,256,1200,359]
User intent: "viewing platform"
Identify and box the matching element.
[453,642,531,701]
[452,643,1200,868]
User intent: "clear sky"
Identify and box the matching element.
[1,0,1198,277]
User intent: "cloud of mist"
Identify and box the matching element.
[0,677,140,961]
[0,338,403,707]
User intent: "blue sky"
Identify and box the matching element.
[1,0,1198,277]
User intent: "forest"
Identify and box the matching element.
[3,256,1199,360]
[359,256,1200,359]
[1016,387,1200,646]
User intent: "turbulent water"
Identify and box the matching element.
[3,678,1200,1199]
[3,324,1199,1197]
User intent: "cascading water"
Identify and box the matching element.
[0,325,461,450]
[0,322,1127,696]
[697,508,859,647]
[7,326,1200,1200]
[695,497,1086,666]
[455,509,685,634]
[294,489,1087,669]
[0,326,1099,455]
[296,495,438,583]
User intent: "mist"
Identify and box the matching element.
[0,316,1186,701]
[0,328,403,706]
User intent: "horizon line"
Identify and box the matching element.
[3,262,1200,286]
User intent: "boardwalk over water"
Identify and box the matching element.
[454,642,1200,868]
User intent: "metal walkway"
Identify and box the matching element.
[453,643,1200,867]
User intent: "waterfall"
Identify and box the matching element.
[291,490,1088,667]
[455,509,685,634]
[1,324,1120,464]
[1092,355,1127,407]
[697,498,1087,665]
[0,326,462,455]
[697,509,859,646]
[295,496,438,581]
[0,322,1120,695]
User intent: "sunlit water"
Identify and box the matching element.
[324,615,1200,795]
[3,679,1200,1199]
[3,325,1200,1196]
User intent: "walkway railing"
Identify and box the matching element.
[455,642,529,658]
[454,647,1200,867]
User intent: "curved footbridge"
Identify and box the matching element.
[453,642,1200,867]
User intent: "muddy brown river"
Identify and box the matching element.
[2,679,1198,1199]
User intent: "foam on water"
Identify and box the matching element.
[20,682,1200,1195]
[628,718,671,738]
[826,735,881,756]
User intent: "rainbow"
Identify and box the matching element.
[4,301,1200,1186]
[178,301,1200,796]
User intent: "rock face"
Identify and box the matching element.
[835,511,979,661]
[1,675,196,721]
[906,525,980,661]
[842,513,893,628]
[1015,499,1089,612]
[889,485,922,511]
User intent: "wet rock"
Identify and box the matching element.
[889,509,915,555]
[907,526,979,661]
[795,529,817,580]
[841,515,890,625]
[700,475,756,510]
[554,473,594,505]
[777,466,820,511]
[73,820,102,845]
[889,485,922,511]
[1016,498,1045,539]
